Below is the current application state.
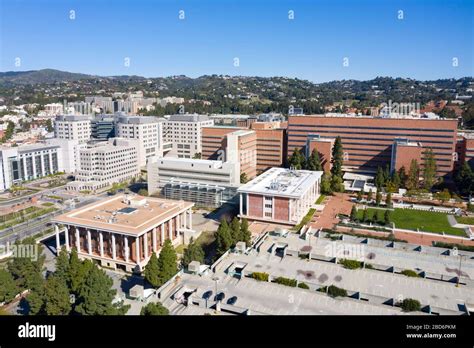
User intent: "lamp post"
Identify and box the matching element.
[456,255,465,287]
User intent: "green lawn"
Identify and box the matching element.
[357,208,466,236]
[315,195,326,205]
[293,208,316,232]
[456,216,474,225]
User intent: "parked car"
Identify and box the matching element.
[227,296,238,305]
[202,290,213,300]
[214,292,225,302]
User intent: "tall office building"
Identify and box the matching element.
[288,115,458,177]
[162,114,214,158]
[54,115,92,144]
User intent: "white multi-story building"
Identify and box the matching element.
[0,142,64,191]
[163,114,214,158]
[44,103,64,116]
[147,156,240,207]
[54,115,92,144]
[46,138,86,174]
[66,138,140,192]
[115,115,163,166]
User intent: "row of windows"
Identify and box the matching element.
[288,123,456,133]
[289,129,454,139]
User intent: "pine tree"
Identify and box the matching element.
[455,162,474,196]
[156,239,178,286]
[367,189,373,201]
[320,173,333,195]
[362,209,369,223]
[289,148,304,170]
[330,174,344,193]
[386,192,392,207]
[140,302,169,315]
[0,269,18,303]
[375,191,382,206]
[68,249,93,294]
[55,247,70,283]
[423,148,437,190]
[182,238,205,268]
[350,206,357,221]
[240,218,251,247]
[215,219,233,256]
[384,210,392,225]
[375,167,385,189]
[356,190,363,202]
[407,159,420,191]
[307,149,322,171]
[75,265,129,315]
[398,166,408,188]
[27,288,45,315]
[144,252,161,288]
[392,171,401,190]
[230,217,241,245]
[44,275,71,315]
[331,136,344,178]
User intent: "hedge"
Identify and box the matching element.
[297,282,309,289]
[251,272,269,282]
[273,276,297,287]
[400,269,420,278]
[400,298,421,312]
[318,285,348,298]
[339,259,363,270]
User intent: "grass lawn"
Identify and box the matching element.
[357,208,466,236]
[315,195,326,205]
[175,230,216,256]
[456,216,474,225]
[293,208,316,232]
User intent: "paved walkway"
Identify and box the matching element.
[311,193,353,229]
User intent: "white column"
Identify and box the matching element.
[32,156,37,179]
[64,226,70,251]
[40,153,45,176]
[124,237,129,262]
[75,227,80,251]
[22,157,28,180]
[87,230,92,255]
[176,215,181,232]
[55,225,60,255]
[240,194,243,216]
[188,210,192,230]
[49,152,54,173]
[144,233,149,259]
[168,219,173,239]
[160,224,165,245]
[135,237,140,263]
[111,234,116,260]
[152,228,157,252]
[99,232,104,257]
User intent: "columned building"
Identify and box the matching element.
[52,194,194,273]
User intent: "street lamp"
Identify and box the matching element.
[456,255,466,287]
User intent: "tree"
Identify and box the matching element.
[288,148,305,170]
[423,148,437,190]
[157,239,178,286]
[356,190,363,202]
[350,206,357,221]
[215,219,233,256]
[366,189,373,202]
[398,166,408,188]
[375,192,382,206]
[75,265,129,315]
[330,174,344,193]
[435,189,451,203]
[140,302,169,315]
[455,162,474,197]
[240,218,251,247]
[192,153,202,159]
[68,249,93,294]
[362,209,369,223]
[406,160,420,191]
[44,275,71,315]
[181,238,204,268]
[391,170,401,190]
[375,167,385,189]
[385,192,392,207]
[45,119,54,133]
[331,136,344,178]
[384,210,392,225]
[8,238,45,292]
[0,269,18,303]
[376,210,383,224]
[229,217,241,245]
[27,288,45,315]
[138,188,149,196]
[240,172,248,184]
[144,252,161,288]
[320,173,333,195]
[307,149,322,171]
[55,247,70,283]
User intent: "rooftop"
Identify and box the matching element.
[52,194,193,235]
[238,167,323,198]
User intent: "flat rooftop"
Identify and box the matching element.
[238,167,323,198]
[52,194,193,236]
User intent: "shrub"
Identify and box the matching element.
[365,263,374,269]
[318,285,348,298]
[273,276,297,287]
[432,241,474,252]
[400,269,420,278]
[297,282,309,289]
[251,272,269,282]
[339,259,363,270]
[400,298,421,312]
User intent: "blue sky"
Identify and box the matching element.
[0,0,472,82]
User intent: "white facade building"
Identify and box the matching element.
[163,114,214,158]
[54,115,92,144]
[115,115,163,166]
[147,156,240,207]
[66,138,140,192]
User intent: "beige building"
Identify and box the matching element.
[52,194,194,272]
[54,115,92,144]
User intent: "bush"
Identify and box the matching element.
[400,269,420,278]
[432,241,474,252]
[251,272,269,282]
[365,263,374,269]
[400,298,421,312]
[318,285,348,298]
[297,282,309,289]
[339,259,363,270]
[273,276,297,287]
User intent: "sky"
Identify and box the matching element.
[0,0,473,82]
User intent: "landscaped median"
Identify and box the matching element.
[355,207,466,236]
[292,208,316,232]
[0,206,57,230]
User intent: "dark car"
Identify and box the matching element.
[214,292,225,301]
[202,290,213,300]
[227,296,238,305]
